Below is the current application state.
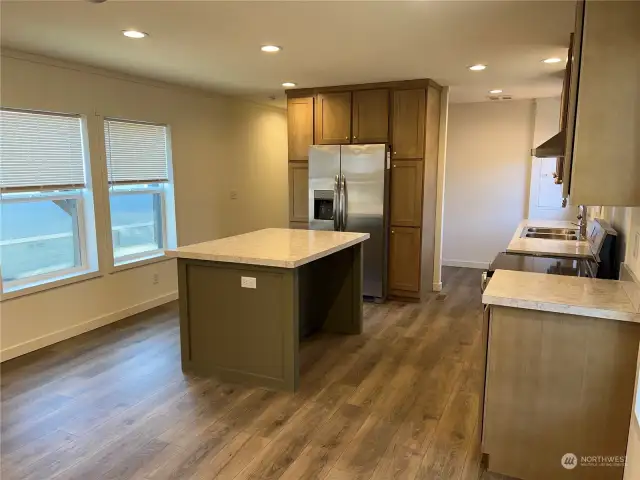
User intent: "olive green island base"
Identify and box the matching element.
[177,243,363,391]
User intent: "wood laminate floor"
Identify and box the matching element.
[1,267,502,480]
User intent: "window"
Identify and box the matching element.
[104,119,176,265]
[0,108,96,291]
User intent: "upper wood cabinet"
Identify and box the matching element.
[315,92,352,145]
[287,97,314,161]
[288,163,309,223]
[392,89,426,159]
[564,0,640,206]
[352,89,389,144]
[389,226,421,293]
[390,160,423,227]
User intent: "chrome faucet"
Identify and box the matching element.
[576,205,588,240]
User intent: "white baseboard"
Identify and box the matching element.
[1,291,178,362]
[432,282,443,292]
[442,259,490,270]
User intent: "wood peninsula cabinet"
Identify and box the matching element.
[482,270,640,480]
[286,79,442,299]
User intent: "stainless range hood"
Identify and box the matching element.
[531,130,565,158]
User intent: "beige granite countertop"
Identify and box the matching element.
[506,219,593,258]
[165,228,369,268]
[483,269,640,323]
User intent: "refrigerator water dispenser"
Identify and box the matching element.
[313,190,334,221]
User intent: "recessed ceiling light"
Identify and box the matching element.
[261,45,282,53]
[282,82,296,88]
[123,30,148,39]
[489,89,503,94]
[543,58,563,64]
[469,64,487,71]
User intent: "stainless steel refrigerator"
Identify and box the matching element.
[308,144,389,300]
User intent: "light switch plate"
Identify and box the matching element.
[241,276,256,289]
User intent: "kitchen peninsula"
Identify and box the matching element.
[165,228,369,391]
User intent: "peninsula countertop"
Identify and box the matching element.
[483,269,640,323]
[165,228,370,268]
[506,219,593,258]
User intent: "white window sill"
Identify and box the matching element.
[111,252,174,273]
[0,269,102,302]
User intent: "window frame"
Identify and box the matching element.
[0,110,99,297]
[102,118,177,268]
[0,190,89,291]
[108,183,169,266]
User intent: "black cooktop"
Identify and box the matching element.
[489,252,598,278]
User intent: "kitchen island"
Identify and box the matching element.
[165,228,369,391]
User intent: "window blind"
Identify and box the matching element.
[104,119,169,185]
[0,109,86,192]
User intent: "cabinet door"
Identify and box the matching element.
[316,92,352,145]
[352,89,389,144]
[287,97,314,161]
[288,163,309,222]
[390,160,423,227]
[392,89,426,159]
[389,226,421,293]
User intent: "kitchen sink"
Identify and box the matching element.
[525,233,579,241]
[526,227,579,235]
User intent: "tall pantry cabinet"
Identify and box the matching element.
[286,79,442,299]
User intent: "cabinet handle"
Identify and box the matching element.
[393,151,397,155]
[353,136,357,140]
[391,230,395,234]
[393,164,396,167]
[345,136,348,140]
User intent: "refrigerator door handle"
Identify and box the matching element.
[333,174,340,231]
[340,174,348,231]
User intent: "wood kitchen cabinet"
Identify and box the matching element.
[287,97,314,161]
[315,92,352,145]
[288,163,309,223]
[389,226,421,294]
[286,79,442,300]
[352,89,389,144]
[483,305,640,479]
[390,160,423,227]
[561,0,640,206]
[391,89,426,159]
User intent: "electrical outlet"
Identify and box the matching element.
[241,276,256,289]
[230,190,238,200]
[634,232,640,260]
[152,273,159,285]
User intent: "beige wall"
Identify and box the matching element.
[443,100,535,268]
[0,50,288,360]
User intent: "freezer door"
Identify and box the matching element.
[309,145,341,231]
[340,144,388,299]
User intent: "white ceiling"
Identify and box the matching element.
[0,0,575,106]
